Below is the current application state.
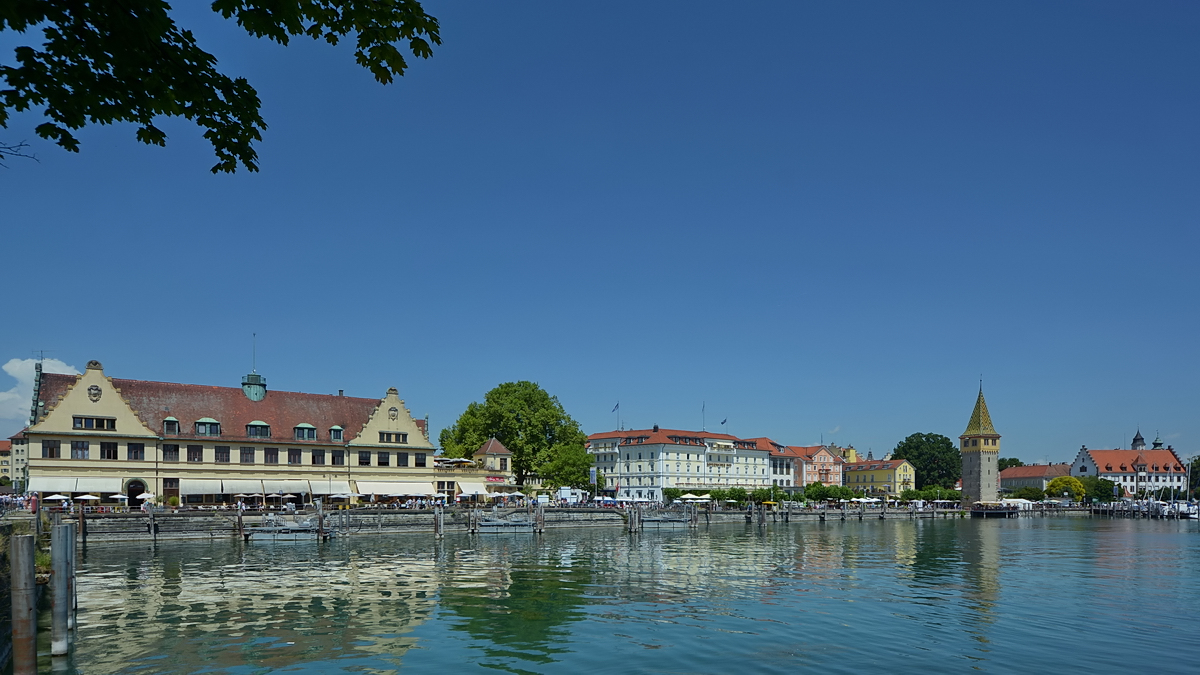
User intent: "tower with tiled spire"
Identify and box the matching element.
[959,387,1000,503]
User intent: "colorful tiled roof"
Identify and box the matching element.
[963,389,997,436]
[35,372,426,444]
[0,440,9,453]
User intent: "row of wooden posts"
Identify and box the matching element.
[9,522,80,675]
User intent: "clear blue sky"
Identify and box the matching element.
[2,1,1197,463]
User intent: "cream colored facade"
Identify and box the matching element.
[24,361,512,502]
[842,458,915,497]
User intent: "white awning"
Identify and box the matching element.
[457,482,489,496]
[221,479,264,494]
[262,480,311,494]
[179,479,224,495]
[75,477,123,493]
[310,480,352,495]
[355,481,436,496]
[28,477,77,493]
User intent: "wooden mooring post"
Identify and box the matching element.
[535,505,546,533]
[10,534,37,675]
[67,522,78,630]
[433,506,445,538]
[51,524,70,656]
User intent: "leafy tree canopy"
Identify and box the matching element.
[899,486,962,502]
[439,381,590,488]
[0,1,440,172]
[1046,476,1086,501]
[889,433,960,489]
[1078,475,1120,503]
[1010,485,1045,501]
[998,457,1024,471]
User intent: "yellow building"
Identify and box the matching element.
[842,456,915,496]
[23,360,512,504]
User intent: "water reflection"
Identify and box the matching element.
[65,518,1200,675]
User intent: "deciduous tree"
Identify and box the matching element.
[0,1,440,172]
[1046,476,1086,501]
[889,433,960,489]
[439,381,589,488]
[998,457,1024,471]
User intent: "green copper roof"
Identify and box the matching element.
[962,390,997,436]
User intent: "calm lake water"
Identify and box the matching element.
[55,517,1200,674]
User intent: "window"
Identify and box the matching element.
[42,440,61,459]
[246,424,271,438]
[195,421,221,436]
[1080,465,1088,473]
[397,452,409,467]
[359,451,371,466]
[379,432,408,444]
[215,446,231,463]
[415,453,427,468]
[73,416,116,430]
[500,457,508,471]
[311,449,325,465]
[164,419,179,435]
[240,447,255,464]
[187,445,203,462]
[163,478,179,490]
[332,450,345,466]
[288,449,302,465]
[378,452,390,466]
[128,443,145,460]
[163,444,179,462]
[100,442,118,460]
[71,441,90,459]
[330,427,343,441]
[264,448,279,464]
[294,426,317,441]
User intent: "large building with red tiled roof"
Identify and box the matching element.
[999,464,1069,492]
[22,360,512,504]
[588,425,770,501]
[1069,432,1187,498]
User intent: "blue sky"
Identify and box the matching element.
[2,1,1197,462]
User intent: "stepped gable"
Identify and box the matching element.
[999,464,1069,480]
[963,389,997,436]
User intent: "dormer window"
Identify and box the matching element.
[294,423,317,441]
[195,418,221,436]
[164,418,179,435]
[379,432,408,444]
[330,426,344,442]
[247,422,271,438]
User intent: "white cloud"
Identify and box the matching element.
[0,358,81,423]
[827,425,841,435]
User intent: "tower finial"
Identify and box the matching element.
[252,332,257,373]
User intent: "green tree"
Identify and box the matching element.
[662,488,682,503]
[726,487,748,504]
[890,433,961,489]
[707,488,728,504]
[998,457,1024,471]
[1046,476,1086,501]
[803,482,828,502]
[1011,486,1044,501]
[1,1,440,172]
[440,381,589,487]
[1078,475,1120,503]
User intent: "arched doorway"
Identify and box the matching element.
[126,479,147,511]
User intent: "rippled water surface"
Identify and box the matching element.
[59,517,1200,674]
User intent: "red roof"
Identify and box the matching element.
[474,437,512,456]
[1081,448,1185,472]
[35,372,426,445]
[587,428,756,448]
[999,464,1070,480]
[844,459,909,471]
[0,440,9,453]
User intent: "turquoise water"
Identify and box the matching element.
[60,517,1200,674]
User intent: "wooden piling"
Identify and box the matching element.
[51,524,70,655]
[67,522,77,630]
[11,534,37,675]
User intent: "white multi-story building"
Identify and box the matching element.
[588,425,771,501]
[1069,431,1188,498]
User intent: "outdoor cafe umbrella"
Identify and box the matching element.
[44,494,70,501]
[110,494,129,500]
[136,492,155,500]
[74,494,101,500]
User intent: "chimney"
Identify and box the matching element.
[653,424,659,432]
[338,389,344,397]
